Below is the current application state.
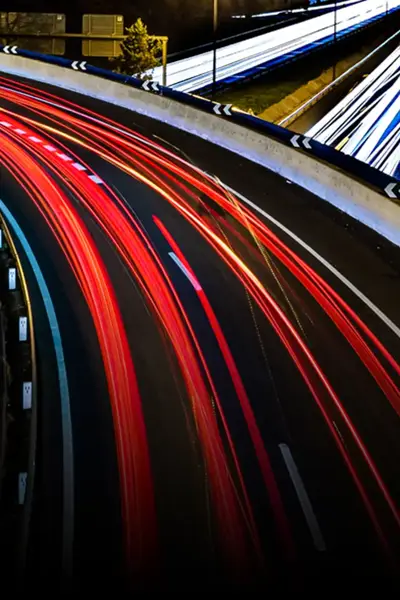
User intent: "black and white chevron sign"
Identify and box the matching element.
[213,103,232,116]
[2,45,18,55]
[290,134,312,150]
[71,61,87,71]
[142,80,160,92]
[385,182,400,199]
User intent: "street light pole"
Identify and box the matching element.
[333,0,337,81]
[212,0,218,98]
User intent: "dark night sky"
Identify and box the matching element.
[4,1,265,21]
[3,1,270,50]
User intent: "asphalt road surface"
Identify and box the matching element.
[0,73,399,594]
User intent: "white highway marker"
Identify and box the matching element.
[22,381,32,410]
[88,174,103,184]
[72,162,86,171]
[8,267,16,290]
[0,198,74,578]
[11,122,102,186]
[18,472,27,505]
[18,316,28,341]
[169,252,202,291]
[279,443,326,552]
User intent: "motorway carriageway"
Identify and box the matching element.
[243,0,367,19]
[307,43,400,179]
[0,75,399,592]
[151,0,400,92]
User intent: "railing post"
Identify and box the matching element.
[162,38,167,86]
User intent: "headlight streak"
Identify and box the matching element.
[307,44,400,177]
[148,0,400,90]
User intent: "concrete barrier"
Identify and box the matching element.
[1,53,400,247]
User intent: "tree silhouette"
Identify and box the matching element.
[109,18,161,79]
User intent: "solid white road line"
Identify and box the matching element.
[0,198,74,578]
[279,443,327,552]
[220,181,400,340]
[169,251,202,291]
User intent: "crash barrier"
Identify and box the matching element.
[0,46,400,246]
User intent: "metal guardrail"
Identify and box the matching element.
[0,35,398,577]
[0,42,399,202]
[0,33,169,86]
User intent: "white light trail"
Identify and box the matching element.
[248,0,365,18]
[151,0,399,92]
[307,45,400,178]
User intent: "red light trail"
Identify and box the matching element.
[1,77,399,574]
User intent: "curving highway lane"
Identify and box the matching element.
[151,0,400,91]
[0,74,399,593]
[307,43,400,178]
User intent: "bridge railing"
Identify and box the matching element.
[0,43,399,202]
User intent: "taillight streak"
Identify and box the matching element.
[0,132,157,574]
[2,86,399,558]
[153,215,295,561]
[0,116,261,574]
[6,87,399,410]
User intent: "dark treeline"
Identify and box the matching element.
[5,1,282,51]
